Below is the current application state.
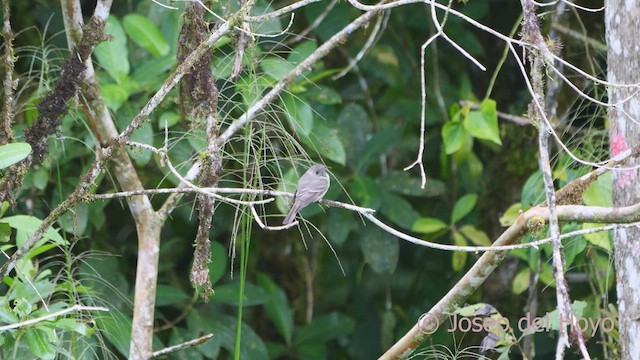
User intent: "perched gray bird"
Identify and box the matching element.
[283,164,330,225]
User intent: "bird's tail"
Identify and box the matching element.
[282,208,297,225]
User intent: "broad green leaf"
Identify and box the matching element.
[0,222,10,243]
[251,4,283,36]
[295,312,355,345]
[442,121,465,154]
[521,171,544,207]
[463,99,501,145]
[451,232,468,271]
[0,143,31,169]
[277,167,303,217]
[262,57,294,81]
[132,55,176,85]
[412,217,448,234]
[210,282,269,306]
[156,284,189,306]
[582,223,612,252]
[512,267,530,295]
[583,172,612,207]
[101,83,130,111]
[204,314,268,360]
[94,16,129,84]
[304,1,352,41]
[122,14,169,57]
[546,301,588,331]
[53,318,93,337]
[499,203,522,227]
[208,240,228,285]
[282,93,314,136]
[459,225,491,246]
[257,274,294,344]
[380,171,447,198]
[356,126,402,173]
[380,192,420,230]
[96,310,132,357]
[288,40,317,66]
[336,103,372,169]
[350,176,382,210]
[32,167,49,191]
[127,122,153,166]
[304,121,346,165]
[25,328,56,360]
[59,203,89,236]
[1,215,66,246]
[327,207,353,245]
[305,85,342,105]
[564,229,587,267]
[359,226,399,274]
[158,111,180,129]
[451,193,478,224]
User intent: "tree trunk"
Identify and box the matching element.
[606,1,640,358]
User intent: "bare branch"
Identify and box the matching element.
[0,305,109,332]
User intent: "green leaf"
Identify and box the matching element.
[158,111,180,129]
[0,222,10,243]
[251,3,283,36]
[25,328,56,360]
[583,172,612,207]
[451,193,478,224]
[282,93,314,136]
[305,85,342,105]
[459,225,491,246]
[210,282,269,306]
[336,103,372,170]
[522,171,544,207]
[208,240,228,285]
[412,217,448,234]
[94,16,130,84]
[1,215,66,247]
[327,207,353,246]
[122,14,169,57]
[463,99,501,145]
[359,226,399,274]
[499,203,521,226]
[156,284,189,306]
[101,83,130,111]
[96,309,132,357]
[512,267,530,295]
[53,318,93,337]
[262,57,294,81]
[205,315,268,360]
[304,121,346,165]
[564,229,587,268]
[32,167,49,191]
[288,40,317,66]
[380,192,420,230]
[379,171,447,198]
[58,203,89,236]
[356,126,402,173]
[0,143,32,169]
[350,176,382,210]
[295,312,355,345]
[442,121,466,154]
[257,274,294,344]
[127,122,153,166]
[451,232,468,271]
[582,223,612,252]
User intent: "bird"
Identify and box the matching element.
[282,164,330,225]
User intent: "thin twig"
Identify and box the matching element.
[151,333,214,358]
[0,305,109,331]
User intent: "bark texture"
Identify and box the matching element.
[606,1,640,358]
